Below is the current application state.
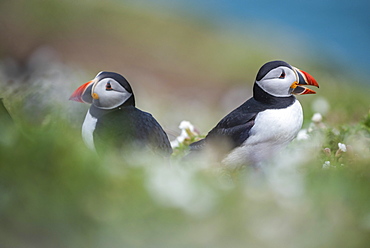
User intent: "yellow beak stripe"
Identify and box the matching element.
[290,81,298,89]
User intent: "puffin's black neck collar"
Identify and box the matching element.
[253,83,295,106]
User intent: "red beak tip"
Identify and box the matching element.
[303,88,317,95]
[300,70,319,88]
[70,80,93,103]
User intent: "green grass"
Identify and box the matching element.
[0,91,369,248]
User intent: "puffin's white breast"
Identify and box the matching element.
[223,100,303,167]
[82,110,97,151]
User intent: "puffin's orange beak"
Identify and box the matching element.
[291,68,319,95]
[69,81,93,103]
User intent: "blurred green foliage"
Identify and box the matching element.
[0,106,369,248]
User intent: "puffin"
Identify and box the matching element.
[189,60,319,167]
[69,71,172,157]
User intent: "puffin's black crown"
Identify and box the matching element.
[95,71,133,94]
[255,61,292,81]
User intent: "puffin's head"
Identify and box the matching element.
[255,60,319,97]
[69,71,135,109]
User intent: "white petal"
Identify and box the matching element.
[179,120,194,131]
[170,140,180,148]
[322,161,331,169]
[296,129,309,140]
[338,143,347,152]
[311,113,323,123]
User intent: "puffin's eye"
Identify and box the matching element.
[106,82,112,90]
[279,71,286,79]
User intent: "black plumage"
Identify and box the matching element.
[189,60,319,167]
[190,83,295,152]
[90,105,172,156]
[70,71,172,157]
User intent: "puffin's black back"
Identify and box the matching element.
[190,84,296,153]
[92,106,172,156]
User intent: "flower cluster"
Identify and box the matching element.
[170,97,369,171]
[294,109,351,169]
[322,142,348,169]
[170,120,201,148]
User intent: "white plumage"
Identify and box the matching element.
[81,110,97,151]
[189,60,319,167]
[222,100,303,167]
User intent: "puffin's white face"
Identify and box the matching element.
[256,66,298,97]
[91,78,132,109]
[69,72,135,109]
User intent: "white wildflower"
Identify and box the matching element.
[296,129,309,141]
[179,120,195,132]
[170,120,197,148]
[322,161,331,169]
[338,143,347,152]
[170,139,181,148]
[311,113,322,123]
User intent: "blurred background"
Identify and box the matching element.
[1,0,369,130]
[0,0,369,247]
